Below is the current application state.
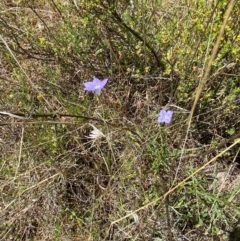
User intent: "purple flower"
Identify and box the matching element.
[157,109,173,124]
[84,77,108,95]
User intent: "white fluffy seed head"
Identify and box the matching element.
[88,124,105,140]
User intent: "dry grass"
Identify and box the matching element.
[0,0,240,240]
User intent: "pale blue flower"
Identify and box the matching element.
[84,77,108,95]
[158,109,173,124]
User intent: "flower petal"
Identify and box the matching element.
[94,88,101,95]
[157,109,173,124]
[157,110,167,123]
[84,77,108,94]
[100,78,108,88]
[92,77,102,86]
[164,111,173,123]
[84,81,96,91]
